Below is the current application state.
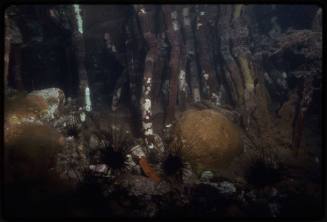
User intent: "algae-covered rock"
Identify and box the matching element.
[4,88,68,188]
[4,88,65,145]
[27,88,65,120]
[174,109,242,174]
[4,88,65,128]
[5,92,48,125]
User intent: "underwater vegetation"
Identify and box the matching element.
[3,4,322,219]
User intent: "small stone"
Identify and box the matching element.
[130,145,146,159]
[200,170,214,182]
[66,136,74,141]
[89,164,108,173]
[217,181,237,194]
[89,135,99,150]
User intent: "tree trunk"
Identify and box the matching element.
[108,16,129,112]
[4,14,11,92]
[162,5,184,124]
[217,5,245,108]
[5,11,24,92]
[181,6,200,104]
[152,31,168,110]
[12,44,24,91]
[71,4,91,114]
[134,5,159,149]
[218,5,273,133]
[194,5,221,105]
[290,9,322,152]
[125,14,144,112]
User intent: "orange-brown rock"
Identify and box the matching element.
[4,89,66,188]
[4,88,65,144]
[174,109,242,174]
[5,88,65,125]
[5,93,48,123]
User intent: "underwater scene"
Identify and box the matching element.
[3,4,323,219]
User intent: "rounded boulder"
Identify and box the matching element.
[174,109,242,173]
